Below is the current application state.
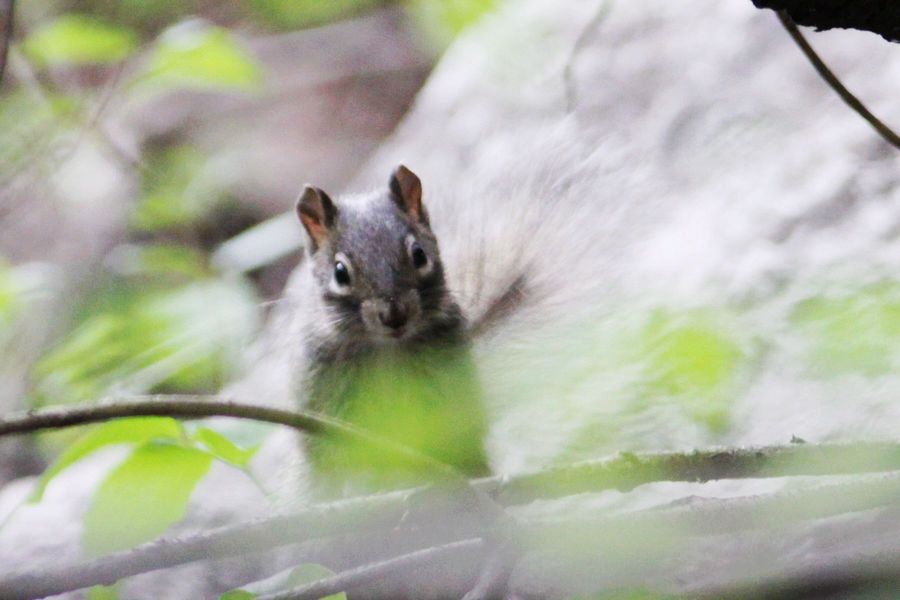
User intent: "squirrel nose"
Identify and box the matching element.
[378,301,408,330]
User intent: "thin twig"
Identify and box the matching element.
[0,0,13,88]
[0,395,459,479]
[1,395,507,519]
[777,10,900,150]
[257,538,485,600]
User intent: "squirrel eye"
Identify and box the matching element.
[333,261,351,286]
[410,242,428,270]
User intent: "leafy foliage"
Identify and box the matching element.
[408,0,498,45]
[639,310,746,432]
[247,0,382,31]
[792,282,900,376]
[29,417,183,502]
[31,278,258,406]
[131,146,226,232]
[22,15,139,67]
[133,23,264,94]
[82,441,213,556]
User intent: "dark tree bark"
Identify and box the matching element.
[752,0,900,42]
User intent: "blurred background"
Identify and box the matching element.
[0,0,494,483]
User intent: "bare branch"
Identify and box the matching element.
[696,547,900,599]
[0,491,415,600]
[526,471,900,545]
[461,538,519,600]
[776,10,900,151]
[0,395,463,480]
[1,441,898,598]
[510,474,900,598]
[754,0,900,43]
[487,441,900,504]
[257,538,485,600]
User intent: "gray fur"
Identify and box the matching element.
[296,179,464,364]
[293,168,489,496]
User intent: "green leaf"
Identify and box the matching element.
[220,592,255,600]
[87,584,120,600]
[247,0,380,31]
[131,146,217,232]
[30,417,183,503]
[407,0,497,46]
[792,282,900,376]
[639,310,744,432]
[130,245,210,279]
[83,442,213,557]
[0,91,79,174]
[135,24,263,94]
[32,278,259,406]
[23,15,138,67]
[220,563,346,600]
[191,427,259,469]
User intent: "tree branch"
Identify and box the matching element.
[257,538,485,600]
[525,471,900,546]
[509,474,900,598]
[0,491,417,600]
[2,441,898,598]
[460,538,519,600]
[0,395,467,482]
[753,0,900,43]
[487,441,900,504]
[696,547,900,599]
[0,0,13,88]
[776,10,900,150]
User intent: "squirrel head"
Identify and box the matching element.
[295,165,456,344]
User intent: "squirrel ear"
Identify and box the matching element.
[389,165,428,225]
[296,185,336,252]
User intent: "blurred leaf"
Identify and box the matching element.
[32,278,259,406]
[246,0,380,31]
[640,311,744,432]
[83,441,212,557]
[23,14,138,67]
[220,592,256,600]
[643,313,742,395]
[87,584,120,600]
[109,244,210,279]
[134,23,263,94]
[407,0,497,46]
[30,417,183,503]
[0,261,18,328]
[308,346,489,494]
[221,563,346,599]
[191,426,259,469]
[140,245,209,278]
[792,282,900,376]
[131,146,223,232]
[0,91,78,175]
[567,591,677,600]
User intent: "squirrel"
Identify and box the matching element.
[292,165,491,497]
